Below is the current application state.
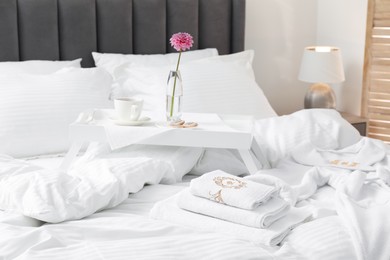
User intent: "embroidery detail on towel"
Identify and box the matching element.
[209,176,247,204]
[213,176,247,189]
[209,190,224,204]
[329,160,359,168]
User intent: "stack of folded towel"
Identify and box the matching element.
[183,170,290,228]
[150,170,312,246]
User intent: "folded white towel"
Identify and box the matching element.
[150,193,312,246]
[190,170,276,210]
[177,188,290,228]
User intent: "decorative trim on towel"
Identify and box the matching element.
[210,176,247,204]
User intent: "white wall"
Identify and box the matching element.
[245,0,368,116]
[316,0,368,115]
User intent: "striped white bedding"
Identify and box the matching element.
[0,155,359,260]
[0,109,387,259]
[0,175,356,260]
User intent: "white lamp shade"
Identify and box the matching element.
[298,46,345,84]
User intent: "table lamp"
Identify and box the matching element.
[298,46,345,109]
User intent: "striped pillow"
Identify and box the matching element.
[92,49,218,75]
[0,67,112,158]
[0,59,81,75]
[180,53,277,119]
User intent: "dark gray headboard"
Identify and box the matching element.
[0,0,245,67]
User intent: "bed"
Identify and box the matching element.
[0,0,389,259]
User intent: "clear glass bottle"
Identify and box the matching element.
[166,70,183,122]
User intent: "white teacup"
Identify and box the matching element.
[114,98,144,122]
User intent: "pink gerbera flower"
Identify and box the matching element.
[170,32,193,52]
[167,32,193,120]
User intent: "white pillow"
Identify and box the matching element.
[0,59,82,75]
[111,50,277,120]
[0,67,112,158]
[180,51,276,118]
[254,109,362,167]
[92,48,218,75]
[199,50,256,79]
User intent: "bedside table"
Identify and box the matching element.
[340,112,367,136]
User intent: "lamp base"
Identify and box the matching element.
[304,83,336,109]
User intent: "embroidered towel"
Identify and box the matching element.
[150,193,312,246]
[190,170,277,210]
[177,188,290,228]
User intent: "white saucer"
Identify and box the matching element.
[111,116,151,126]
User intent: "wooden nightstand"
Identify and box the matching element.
[340,112,367,136]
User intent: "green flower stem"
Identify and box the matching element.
[170,50,182,118]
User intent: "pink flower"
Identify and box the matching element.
[170,32,193,52]
[167,32,193,120]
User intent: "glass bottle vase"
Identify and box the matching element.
[166,70,183,122]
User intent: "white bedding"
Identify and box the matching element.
[0,109,388,260]
[0,163,357,260]
[0,182,278,260]
[0,145,201,223]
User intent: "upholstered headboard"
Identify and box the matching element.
[0,0,245,67]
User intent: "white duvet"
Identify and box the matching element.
[0,145,202,223]
[0,109,388,260]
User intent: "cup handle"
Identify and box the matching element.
[130,105,139,121]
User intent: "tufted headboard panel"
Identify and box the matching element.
[0,0,245,67]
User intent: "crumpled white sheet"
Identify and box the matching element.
[0,145,202,223]
[249,137,390,260]
[292,137,387,172]
[292,165,390,260]
[254,109,362,167]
